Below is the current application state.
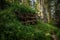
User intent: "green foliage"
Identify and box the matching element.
[0,7,58,40]
[14,4,37,14]
[0,3,60,40]
[53,28,60,40]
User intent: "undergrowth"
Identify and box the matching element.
[0,6,60,40]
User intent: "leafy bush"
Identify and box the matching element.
[14,4,37,14]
